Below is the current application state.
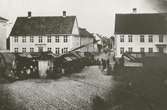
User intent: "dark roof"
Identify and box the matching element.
[10,16,76,36]
[79,28,94,38]
[0,17,8,21]
[115,13,167,34]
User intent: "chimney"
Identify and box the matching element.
[63,11,66,17]
[132,8,137,13]
[28,11,31,18]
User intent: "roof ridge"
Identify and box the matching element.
[17,16,76,18]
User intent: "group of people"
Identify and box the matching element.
[96,58,110,72]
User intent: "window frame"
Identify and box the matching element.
[148,48,153,53]
[140,35,145,42]
[148,35,153,43]
[120,35,124,42]
[22,48,26,53]
[22,36,26,43]
[30,36,34,43]
[120,47,124,54]
[64,35,68,42]
[128,47,133,53]
[55,36,59,43]
[30,48,34,52]
[159,35,164,42]
[14,36,18,43]
[38,36,43,43]
[55,48,60,55]
[47,47,52,52]
[47,36,52,43]
[14,48,18,53]
[140,48,145,53]
[128,35,133,42]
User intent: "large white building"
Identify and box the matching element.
[114,12,167,58]
[8,11,80,54]
[0,17,8,50]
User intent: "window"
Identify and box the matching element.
[39,36,43,43]
[120,35,124,42]
[14,48,18,53]
[62,48,68,54]
[148,48,153,53]
[22,36,26,43]
[120,47,124,54]
[159,35,163,42]
[148,35,153,42]
[64,35,68,42]
[55,48,60,54]
[128,35,133,42]
[22,48,26,52]
[14,36,18,43]
[48,48,52,52]
[30,48,34,52]
[47,36,51,43]
[55,36,59,42]
[30,36,34,43]
[38,47,43,52]
[140,48,145,53]
[140,35,144,42]
[128,47,133,52]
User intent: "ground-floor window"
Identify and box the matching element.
[140,48,145,53]
[22,48,26,53]
[148,48,153,53]
[30,48,34,52]
[55,48,60,55]
[47,48,52,52]
[14,48,18,53]
[62,48,68,54]
[38,47,43,52]
[120,47,124,54]
[128,47,133,53]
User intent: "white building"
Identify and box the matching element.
[8,11,80,54]
[114,12,167,58]
[79,28,96,53]
[0,17,8,50]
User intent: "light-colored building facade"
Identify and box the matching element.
[0,17,8,50]
[79,28,95,53]
[8,11,80,54]
[115,12,167,58]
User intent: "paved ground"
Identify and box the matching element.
[0,66,116,110]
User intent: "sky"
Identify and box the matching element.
[0,0,165,37]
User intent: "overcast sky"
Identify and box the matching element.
[0,0,165,36]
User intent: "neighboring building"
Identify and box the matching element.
[0,17,8,50]
[8,11,80,54]
[115,11,167,58]
[79,28,95,52]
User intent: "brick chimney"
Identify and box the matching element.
[28,11,31,18]
[63,11,66,17]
